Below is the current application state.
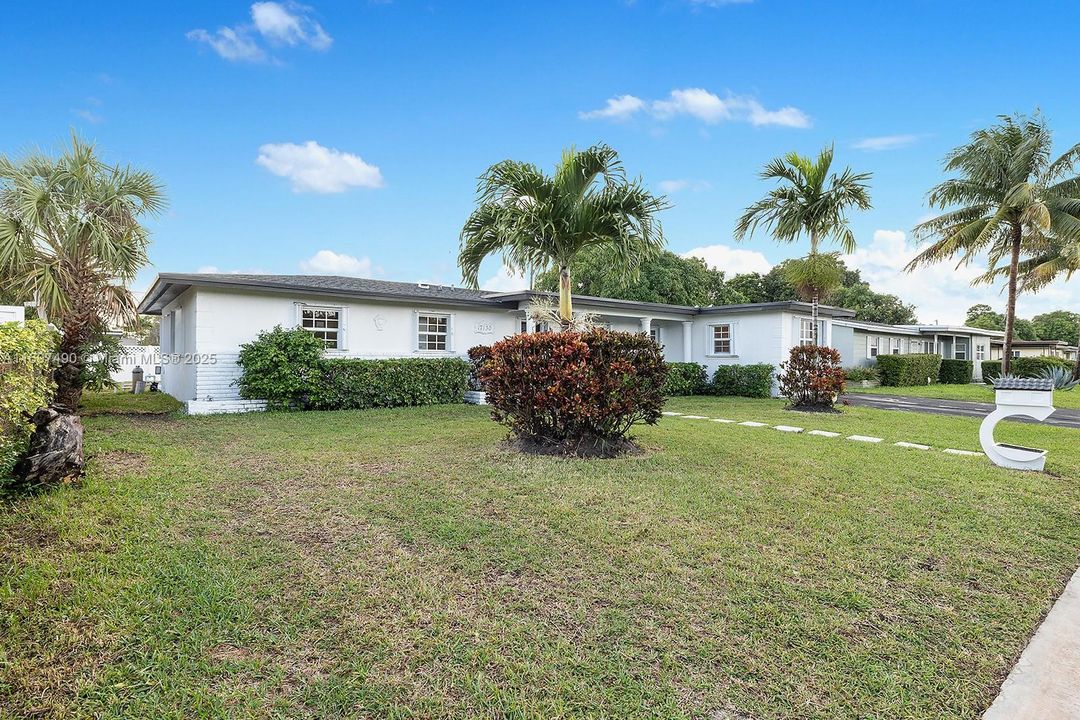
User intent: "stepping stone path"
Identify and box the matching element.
[944,448,983,457]
[662,411,682,416]
[680,415,709,419]
[738,421,768,427]
[772,425,804,433]
[847,435,883,443]
[807,430,840,438]
[895,441,931,450]
[711,418,735,423]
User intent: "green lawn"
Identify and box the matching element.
[854,382,1080,410]
[78,390,184,416]
[2,396,1079,719]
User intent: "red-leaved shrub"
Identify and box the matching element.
[777,345,846,410]
[472,329,667,456]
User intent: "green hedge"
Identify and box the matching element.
[711,363,774,398]
[311,357,470,410]
[982,356,1074,381]
[939,359,973,384]
[1,320,58,480]
[876,353,943,387]
[663,362,708,395]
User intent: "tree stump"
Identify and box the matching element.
[12,405,84,490]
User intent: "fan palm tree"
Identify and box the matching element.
[0,134,166,409]
[906,113,1080,374]
[735,145,872,343]
[459,144,669,327]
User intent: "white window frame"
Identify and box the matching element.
[867,335,879,358]
[416,312,452,353]
[708,322,735,356]
[649,326,660,345]
[975,342,986,361]
[1011,349,1021,359]
[890,338,902,355]
[298,304,345,350]
[798,318,815,347]
[955,341,968,360]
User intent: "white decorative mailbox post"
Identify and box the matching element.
[979,377,1055,471]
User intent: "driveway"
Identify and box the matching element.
[843,393,1080,430]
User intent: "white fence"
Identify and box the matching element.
[109,345,161,384]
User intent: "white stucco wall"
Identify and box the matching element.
[0,305,25,324]
[159,288,198,401]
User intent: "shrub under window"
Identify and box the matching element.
[711,363,774,398]
[664,362,708,396]
[777,345,846,410]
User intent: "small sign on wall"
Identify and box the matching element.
[474,321,494,334]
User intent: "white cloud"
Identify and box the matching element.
[187,2,331,62]
[842,229,1080,324]
[251,2,332,50]
[186,27,267,62]
[299,250,377,276]
[74,108,104,124]
[852,134,922,151]
[583,88,809,128]
[658,179,711,193]
[682,244,772,275]
[480,266,531,292]
[578,94,646,121]
[256,141,384,193]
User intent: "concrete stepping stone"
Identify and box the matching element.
[847,435,883,443]
[773,425,804,433]
[680,415,709,419]
[711,418,735,423]
[943,448,983,457]
[807,430,840,438]
[662,411,682,416]
[895,441,931,450]
[738,421,767,427]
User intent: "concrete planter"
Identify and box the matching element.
[464,390,488,405]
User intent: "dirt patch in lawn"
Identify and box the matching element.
[92,450,151,479]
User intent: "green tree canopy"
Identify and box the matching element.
[459,144,668,326]
[1031,310,1080,345]
[535,249,746,306]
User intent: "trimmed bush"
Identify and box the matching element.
[844,366,880,383]
[664,362,708,395]
[311,357,470,410]
[778,345,846,409]
[475,329,667,457]
[711,363,774,399]
[983,356,1073,382]
[236,326,325,410]
[876,353,943,387]
[939,359,974,384]
[1,320,58,479]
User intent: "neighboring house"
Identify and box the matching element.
[0,305,25,324]
[990,339,1078,363]
[835,319,1001,381]
[137,273,1000,414]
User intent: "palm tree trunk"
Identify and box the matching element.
[1001,223,1023,376]
[1073,318,1080,382]
[811,293,820,345]
[558,264,573,329]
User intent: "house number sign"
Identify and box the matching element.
[474,322,494,334]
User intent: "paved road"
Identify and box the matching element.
[844,393,1080,430]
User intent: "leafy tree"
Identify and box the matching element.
[535,249,746,306]
[0,135,165,409]
[965,304,1005,330]
[906,113,1080,373]
[1032,310,1080,345]
[735,145,872,342]
[827,283,918,325]
[459,144,668,327]
[1015,318,1039,341]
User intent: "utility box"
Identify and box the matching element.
[131,366,144,394]
[979,377,1055,471]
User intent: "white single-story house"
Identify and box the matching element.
[990,338,1078,363]
[137,273,1004,414]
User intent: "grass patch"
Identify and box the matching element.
[78,390,183,417]
[1,398,1078,718]
[854,383,1080,410]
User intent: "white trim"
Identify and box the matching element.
[706,321,737,357]
[414,310,454,354]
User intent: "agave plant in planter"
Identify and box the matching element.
[1037,366,1080,391]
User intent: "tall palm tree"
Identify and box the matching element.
[1007,237,1080,379]
[0,135,166,409]
[459,144,668,327]
[735,145,872,343]
[906,113,1080,374]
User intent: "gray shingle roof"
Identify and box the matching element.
[993,377,1055,391]
[179,273,493,302]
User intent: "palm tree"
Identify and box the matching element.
[0,135,166,409]
[735,145,872,343]
[459,144,668,327]
[906,113,1080,374]
[1008,238,1080,379]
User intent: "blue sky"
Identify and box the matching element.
[3,0,1079,323]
